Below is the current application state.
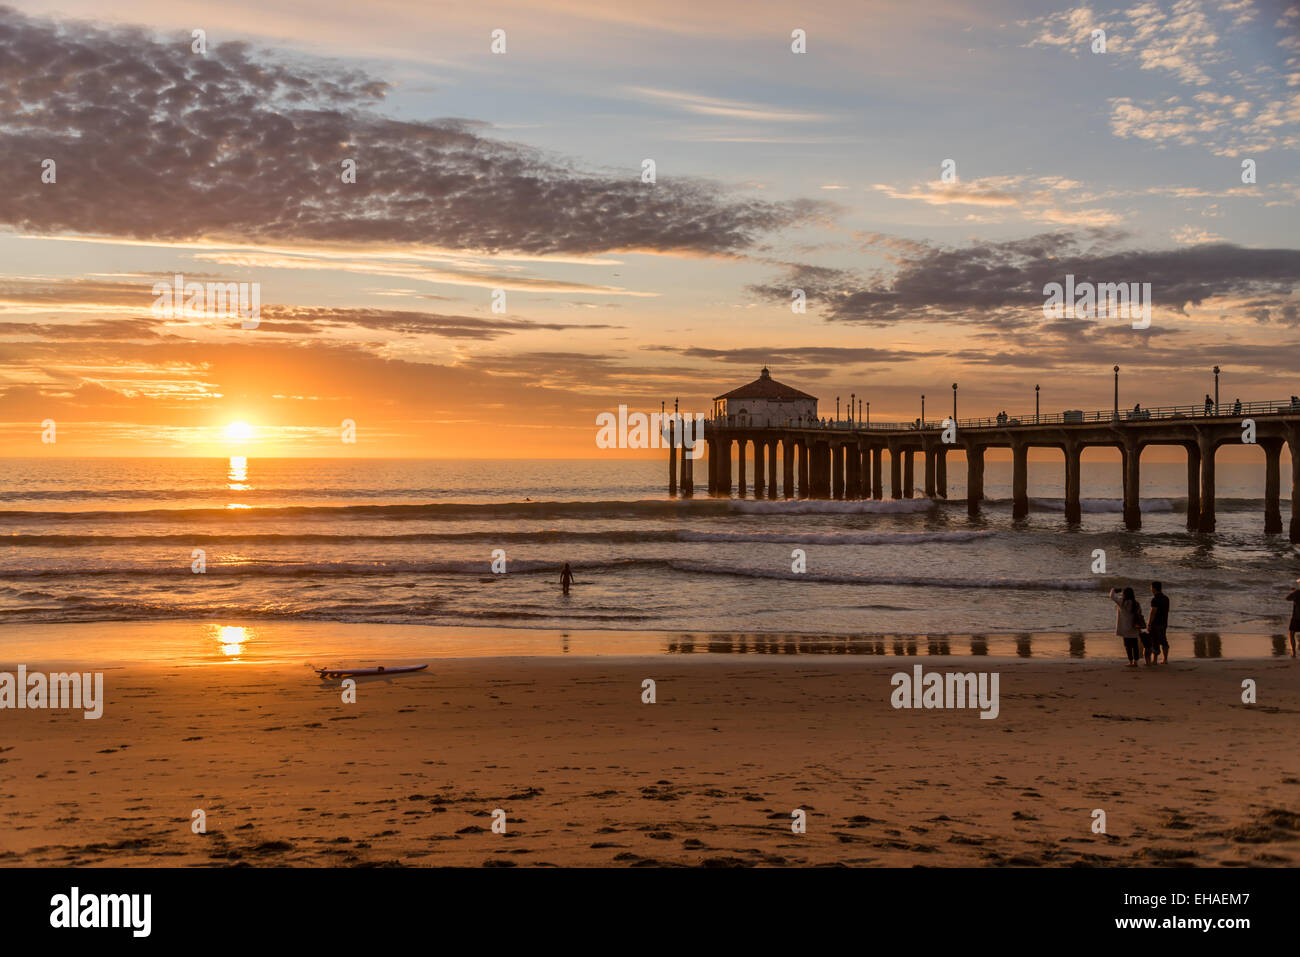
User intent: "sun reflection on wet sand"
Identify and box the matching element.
[211,624,252,659]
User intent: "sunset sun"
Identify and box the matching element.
[224,421,254,443]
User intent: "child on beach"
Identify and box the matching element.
[560,563,575,596]
[1109,586,1144,666]
[1287,579,1300,658]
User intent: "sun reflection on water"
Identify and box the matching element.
[227,455,249,489]
[226,455,251,508]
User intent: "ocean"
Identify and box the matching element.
[1,456,1297,637]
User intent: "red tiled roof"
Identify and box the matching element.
[714,368,817,402]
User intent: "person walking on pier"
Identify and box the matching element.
[1109,586,1144,666]
[560,562,576,596]
[1287,579,1300,658]
[1147,581,1170,664]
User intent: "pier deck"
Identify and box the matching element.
[665,399,1300,541]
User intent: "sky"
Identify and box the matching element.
[1,0,1298,458]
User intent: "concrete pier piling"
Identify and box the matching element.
[1012,442,1029,520]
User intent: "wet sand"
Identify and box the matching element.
[0,619,1292,665]
[2,643,1298,867]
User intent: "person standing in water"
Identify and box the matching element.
[559,563,575,595]
[1287,579,1300,658]
[1147,581,1170,664]
[1109,586,1143,666]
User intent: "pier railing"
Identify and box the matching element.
[712,397,1300,433]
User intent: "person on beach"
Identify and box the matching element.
[1147,581,1170,664]
[1109,586,1144,665]
[1139,623,1155,664]
[1287,579,1300,658]
[559,562,575,595]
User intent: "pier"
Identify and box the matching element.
[667,396,1300,542]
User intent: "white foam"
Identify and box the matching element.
[1027,497,1176,513]
[677,529,996,545]
[731,499,934,515]
[667,559,1095,590]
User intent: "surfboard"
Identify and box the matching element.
[315,664,429,679]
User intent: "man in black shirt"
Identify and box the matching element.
[1148,581,1170,663]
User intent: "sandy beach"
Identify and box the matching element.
[2,627,1298,868]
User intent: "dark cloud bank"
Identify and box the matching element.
[754,232,1300,326]
[0,6,824,255]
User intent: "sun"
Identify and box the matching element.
[224,421,254,442]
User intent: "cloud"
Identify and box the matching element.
[0,6,827,257]
[249,306,620,339]
[0,317,166,339]
[622,86,830,122]
[871,176,1123,226]
[0,276,619,340]
[643,345,934,365]
[1108,93,1300,156]
[1244,298,1299,326]
[873,181,1020,207]
[1020,2,1299,155]
[1171,225,1224,244]
[1021,1,1225,85]
[750,230,1300,324]
[187,249,647,295]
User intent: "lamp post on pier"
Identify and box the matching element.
[1113,366,1119,420]
[951,383,957,424]
[1035,384,1040,424]
[850,393,855,427]
[1213,366,1220,415]
[921,394,925,428]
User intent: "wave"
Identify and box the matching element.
[731,498,935,514]
[2,528,997,547]
[676,529,994,544]
[0,487,439,501]
[0,601,659,624]
[2,494,1276,525]
[0,555,1092,590]
[1014,496,1271,514]
[0,497,940,524]
[0,499,734,523]
[0,558,602,578]
[1024,497,1177,514]
[665,559,1097,591]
